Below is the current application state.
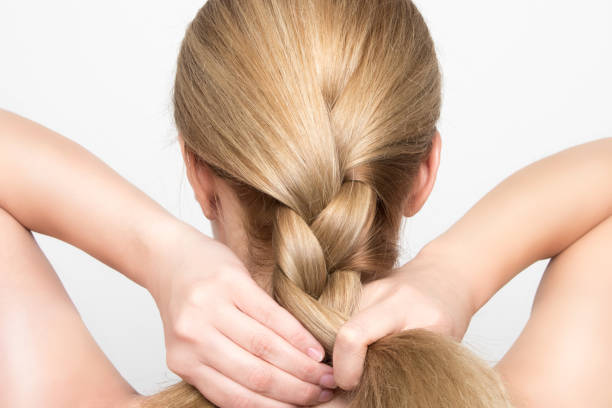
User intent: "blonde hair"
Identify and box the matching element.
[145,0,512,406]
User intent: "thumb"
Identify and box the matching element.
[332,303,400,390]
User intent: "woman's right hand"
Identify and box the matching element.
[146,222,337,407]
[0,110,336,406]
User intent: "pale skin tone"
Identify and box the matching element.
[1,108,612,407]
[0,109,333,408]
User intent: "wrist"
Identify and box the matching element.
[140,214,222,307]
[136,211,193,299]
[415,236,484,318]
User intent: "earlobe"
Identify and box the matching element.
[403,130,442,217]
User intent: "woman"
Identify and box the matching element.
[1,0,611,407]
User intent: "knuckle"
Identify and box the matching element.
[336,322,365,351]
[256,307,274,329]
[214,267,235,287]
[297,361,319,382]
[295,383,322,405]
[173,312,197,341]
[247,367,274,393]
[226,393,254,408]
[248,332,273,360]
[186,283,212,306]
[287,328,310,348]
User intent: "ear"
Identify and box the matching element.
[403,130,442,217]
[178,134,219,220]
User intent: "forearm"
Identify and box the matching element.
[420,137,612,314]
[0,108,184,289]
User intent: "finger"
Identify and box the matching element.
[315,391,353,408]
[202,330,334,406]
[234,278,326,363]
[216,306,336,388]
[187,363,298,408]
[332,304,401,390]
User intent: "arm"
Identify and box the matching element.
[420,136,612,315]
[0,206,138,408]
[0,109,333,406]
[0,108,177,290]
[496,215,612,407]
[333,137,612,390]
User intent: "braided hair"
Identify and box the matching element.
[145,0,513,406]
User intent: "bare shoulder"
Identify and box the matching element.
[495,216,612,407]
[0,208,140,407]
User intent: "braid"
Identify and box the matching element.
[269,165,514,408]
[272,178,377,353]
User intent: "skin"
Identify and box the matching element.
[169,133,612,406]
[495,215,612,407]
[4,210,612,408]
[177,130,442,294]
[0,109,335,407]
[1,107,612,407]
[0,207,140,408]
[0,112,438,408]
[333,137,612,390]
[177,131,453,391]
[182,130,612,407]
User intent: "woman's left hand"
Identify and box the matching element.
[331,245,476,390]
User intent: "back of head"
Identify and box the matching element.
[145,0,512,406]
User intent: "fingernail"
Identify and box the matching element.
[307,347,324,362]
[318,389,334,402]
[320,373,337,389]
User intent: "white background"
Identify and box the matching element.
[1,0,610,395]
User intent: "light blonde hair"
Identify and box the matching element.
[144,0,512,406]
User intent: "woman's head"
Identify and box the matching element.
[146,0,512,406]
[175,0,442,295]
[178,130,441,294]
